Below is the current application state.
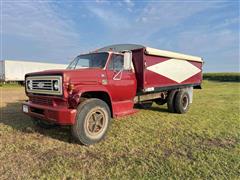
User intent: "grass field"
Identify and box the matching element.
[0,81,239,179]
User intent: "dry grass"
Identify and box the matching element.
[0,81,239,179]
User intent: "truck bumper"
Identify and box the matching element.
[22,101,77,125]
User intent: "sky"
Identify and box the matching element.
[1,0,239,72]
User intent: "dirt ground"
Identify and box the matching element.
[1,87,26,105]
[0,87,29,127]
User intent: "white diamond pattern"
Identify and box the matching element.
[147,59,201,83]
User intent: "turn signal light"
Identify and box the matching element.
[68,83,75,94]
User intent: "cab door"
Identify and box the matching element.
[106,53,136,102]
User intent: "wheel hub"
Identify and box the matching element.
[86,109,106,136]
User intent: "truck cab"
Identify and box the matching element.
[23,44,203,145]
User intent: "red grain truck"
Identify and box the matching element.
[22,44,203,145]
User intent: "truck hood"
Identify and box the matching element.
[26,68,106,85]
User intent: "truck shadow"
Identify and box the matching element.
[134,104,169,113]
[146,106,169,113]
[0,101,169,144]
[0,101,75,143]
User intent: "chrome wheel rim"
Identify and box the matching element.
[84,108,107,138]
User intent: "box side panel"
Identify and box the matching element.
[132,49,144,92]
[144,54,203,91]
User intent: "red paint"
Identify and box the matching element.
[143,54,203,89]
[23,47,203,125]
[22,101,76,125]
[112,100,137,117]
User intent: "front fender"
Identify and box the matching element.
[68,85,112,109]
[75,84,111,95]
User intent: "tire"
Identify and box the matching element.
[138,101,153,109]
[71,98,111,145]
[167,90,178,113]
[32,117,57,129]
[175,90,190,114]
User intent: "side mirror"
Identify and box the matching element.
[123,51,132,70]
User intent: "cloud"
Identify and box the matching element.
[138,2,214,23]
[95,0,111,4]
[182,32,237,72]
[176,29,238,55]
[123,0,134,12]
[123,0,134,6]
[85,1,239,71]
[2,1,81,61]
[133,1,221,40]
[1,1,238,71]
[85,1,223,43]
[86,5,130,28]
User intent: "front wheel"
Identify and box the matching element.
[71,98,111,145]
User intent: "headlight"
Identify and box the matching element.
[53,80,59,91]
[27,80,32,90]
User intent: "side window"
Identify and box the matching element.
[75,58,89,68]
[108,54,124,71]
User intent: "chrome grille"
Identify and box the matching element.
[32,80,53,90]
[26,76,62,95]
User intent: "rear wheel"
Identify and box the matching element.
[71,98,111,145]
[167,90,178,113]
[175,90,190,114]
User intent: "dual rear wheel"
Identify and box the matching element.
[137,89,190,114]
[167,89,190,114]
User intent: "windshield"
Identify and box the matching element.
[67,52,109,69]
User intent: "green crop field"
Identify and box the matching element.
[203,72,240,82]
[0,80,239,179]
